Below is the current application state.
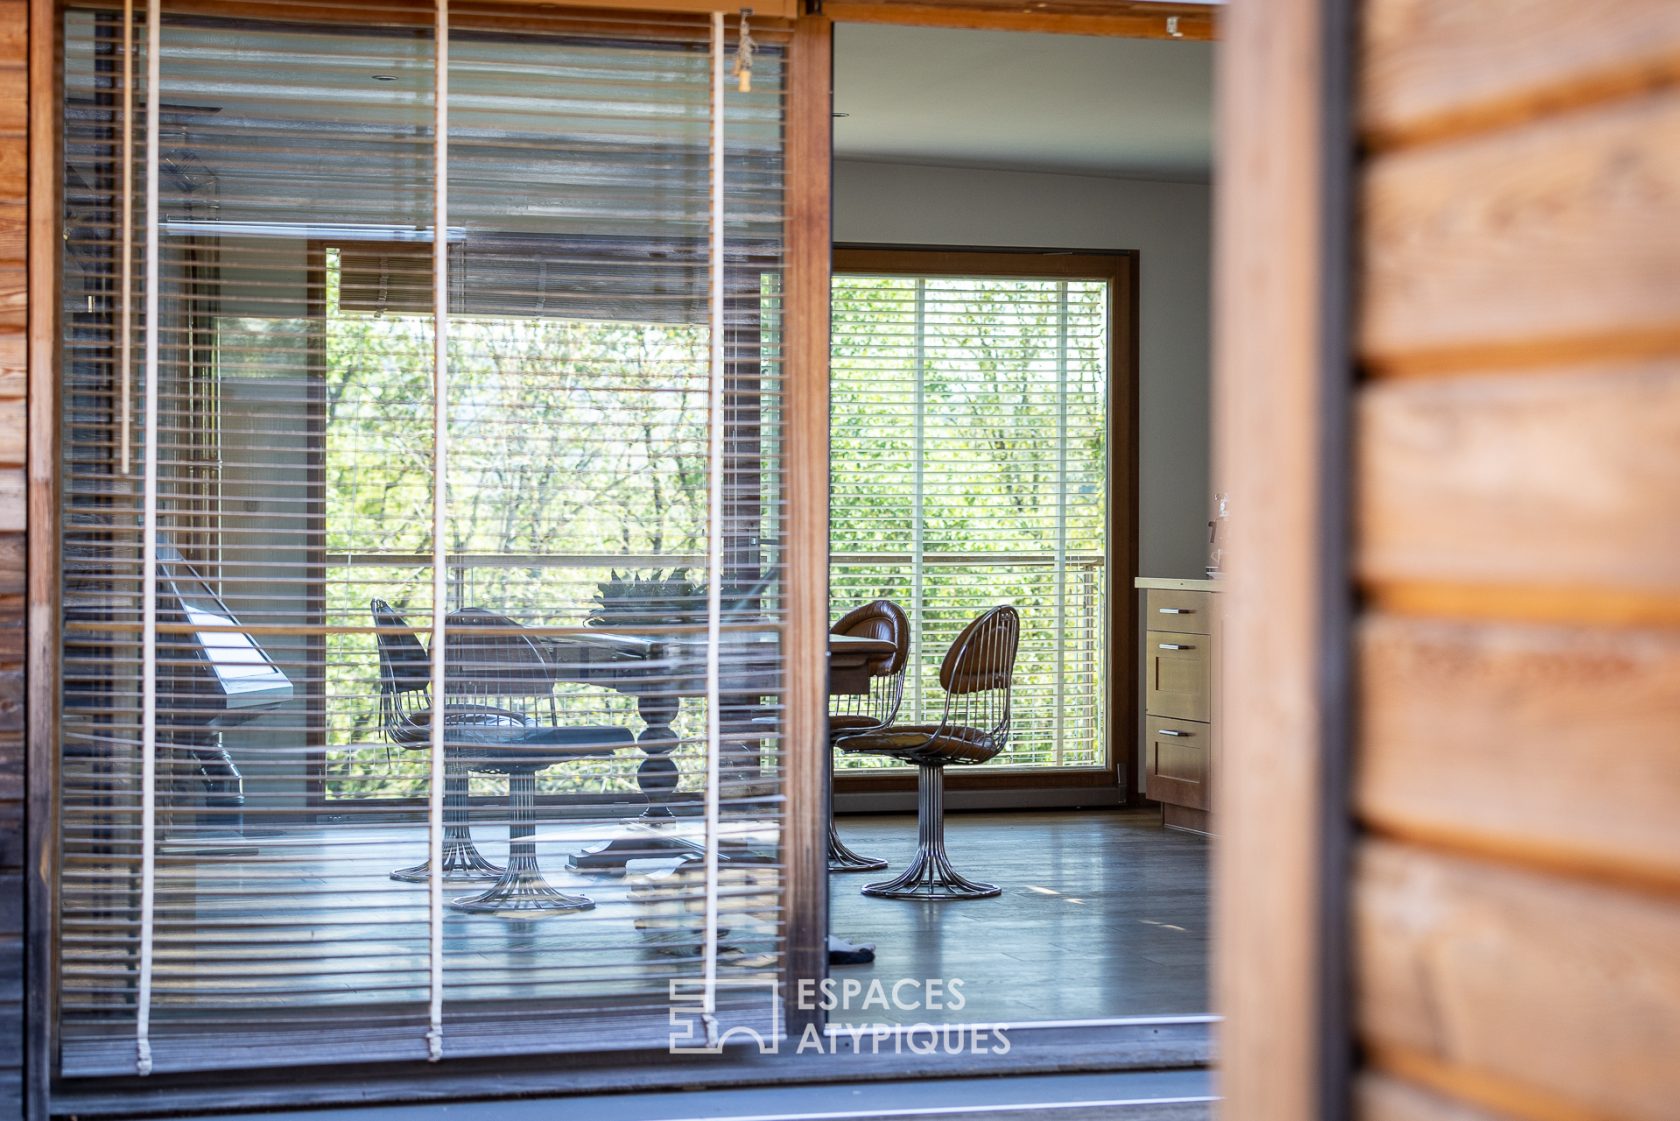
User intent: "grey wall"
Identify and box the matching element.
[833,160,1213,579]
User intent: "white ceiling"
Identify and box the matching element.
[834,25,1214,182]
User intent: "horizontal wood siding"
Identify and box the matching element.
[0,0,21,1113]
[1354,0,1680,1118]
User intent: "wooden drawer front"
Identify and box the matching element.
[1146,630,1212,722]
[1148,716,1210,811]
[1145,589,1214,635]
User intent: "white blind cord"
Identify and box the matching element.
[700,8,726,1048]
[136,0,161,1077]
[427,0,450,1065]
[119,0,134,474]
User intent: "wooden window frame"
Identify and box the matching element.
[828,244,1138,807]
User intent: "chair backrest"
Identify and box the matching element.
[939,605,1020,695]
[445,607,555,701]
[829,599,911,732]
[831,599,911,678]
[370,598,429,698]
[934,606,1020,750]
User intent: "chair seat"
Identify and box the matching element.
[457,724,635,772]
[836,723,1001,765]
[389,705,528,746]
[828,713,884,734]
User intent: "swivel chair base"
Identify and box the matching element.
[451,767,594,915]
[392,829,505,884]
[827,819,889,873]
[392,764,504,883]
[861,763,999,900]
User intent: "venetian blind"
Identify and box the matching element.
[830,269,1110,769]
[59,0,791,1076]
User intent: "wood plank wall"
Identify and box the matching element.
[0,0,25,1111]
[1352,2,1680,1119]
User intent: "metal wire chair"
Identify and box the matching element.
[827,600,909,872]
[836,605,1021,899]
[372,598,518,885]
[373,600,635,914]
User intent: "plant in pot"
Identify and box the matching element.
[586,568,709,630]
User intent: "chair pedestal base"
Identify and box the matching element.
[827,818,888,872]
[451,769,593,915]
[861,763,999,900]
[392,765,503,883]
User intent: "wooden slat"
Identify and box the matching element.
[0,471,20,534]
[1357,362,1680,605]
[0,0,23,60]
[1357,841,1680,1121]
[1361,0,1680,150]
[0,398,21,468]
[0,205,19,271]
[1359,90,1680,373]
[0,265,20,332]
[1358,615,1680,890]
[822,0,1216,40]
[0,332,19,397]
[1358,1072,1522,1121]
[0,137,17,206]
[1213,0,1350,1115]
[0,537,21,598]
[0,68,20,137]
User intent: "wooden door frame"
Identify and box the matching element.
[1210,0,1356,1119]
[826,244,1138,805]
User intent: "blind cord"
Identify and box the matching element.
[119,0,134,474]
[136,0,161,1078]
[426,0,450,1065]
[700,7,726,1049]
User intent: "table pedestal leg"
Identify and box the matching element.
[568,693,772,873]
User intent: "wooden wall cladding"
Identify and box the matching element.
[1357,616,1680,891]
[1356,843,1680,1121]
[1354,0,1680,1118]
[1360,91,1680,372]
[1358,360,1680,610]
[1360,0,1680,149]
[0,0,22,1111]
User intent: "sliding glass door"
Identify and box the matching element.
[830,249,1126,776]
[56,0,807,1078]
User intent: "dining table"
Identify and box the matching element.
[529,625,896,870]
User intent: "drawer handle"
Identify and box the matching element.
[1157,642,1195,651]
[1157,728,1191,738]
[1157,607,1193,614]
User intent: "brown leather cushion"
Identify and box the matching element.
[830,600,910,677]
[835,723,1000,765]
[939,606,1021,695]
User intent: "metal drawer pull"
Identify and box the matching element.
[1157,728,1190,737]
[1157,642,1194,651]
[1157,607,1192,614]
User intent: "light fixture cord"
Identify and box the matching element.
[733,8,756,93]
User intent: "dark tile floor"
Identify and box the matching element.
[827,809,1210,1025]
[76,808,1206,1025]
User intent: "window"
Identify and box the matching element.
[831,249,1126,775]
[56,0,803,1078]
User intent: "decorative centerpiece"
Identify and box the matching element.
[587,568,708,629]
